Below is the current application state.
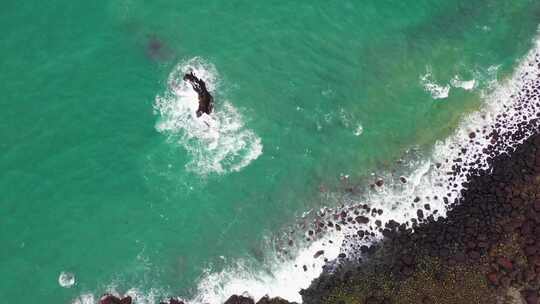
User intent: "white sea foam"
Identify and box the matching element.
[421,70,483,99]
[59,271,76,288]
[190,233,344,304]
[451,75,477,91]
[72,294,95,304]
[420,70,451,99]
[315,108,364,136]
[354,124,364,136]
[153,58,263,175]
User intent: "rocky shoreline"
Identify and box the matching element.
[300,128,540,304]
[212,130,540,304]
[94,45,540,304]
[216,52,540,304]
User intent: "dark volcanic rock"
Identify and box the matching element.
[100,295,132,304]
[256,296,295,304]
[224,295,255,304]
[301,58,540,303]
[356,216,370,224]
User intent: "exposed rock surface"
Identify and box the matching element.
[301,130,540,304]
[224,295,256,304]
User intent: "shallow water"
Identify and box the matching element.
[2,1,540,303]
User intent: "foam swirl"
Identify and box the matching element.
[153,58,263,175]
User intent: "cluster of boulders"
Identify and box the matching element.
[99,295,133,304]
[302,119,540,303]
[95,46,540,304]
[222,295,294,304]
[99,294,184,304]
[298,52,540,304]
[214,52,540,304]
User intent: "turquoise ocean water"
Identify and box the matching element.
[2,1,540,303]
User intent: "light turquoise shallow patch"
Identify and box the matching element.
[1,0,540,302]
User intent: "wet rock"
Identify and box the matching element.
[356,216,370,224]
[224,295,255,304]
[100,295,132,304]
[313,250,324,259]
[256,296,294,304]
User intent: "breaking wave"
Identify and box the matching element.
[420,68,478,100]
[153,58,263,175]
[420,70,451,99]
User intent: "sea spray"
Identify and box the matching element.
[153,57,263,175]
[191,233,344,304]
[420,68,451,100]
